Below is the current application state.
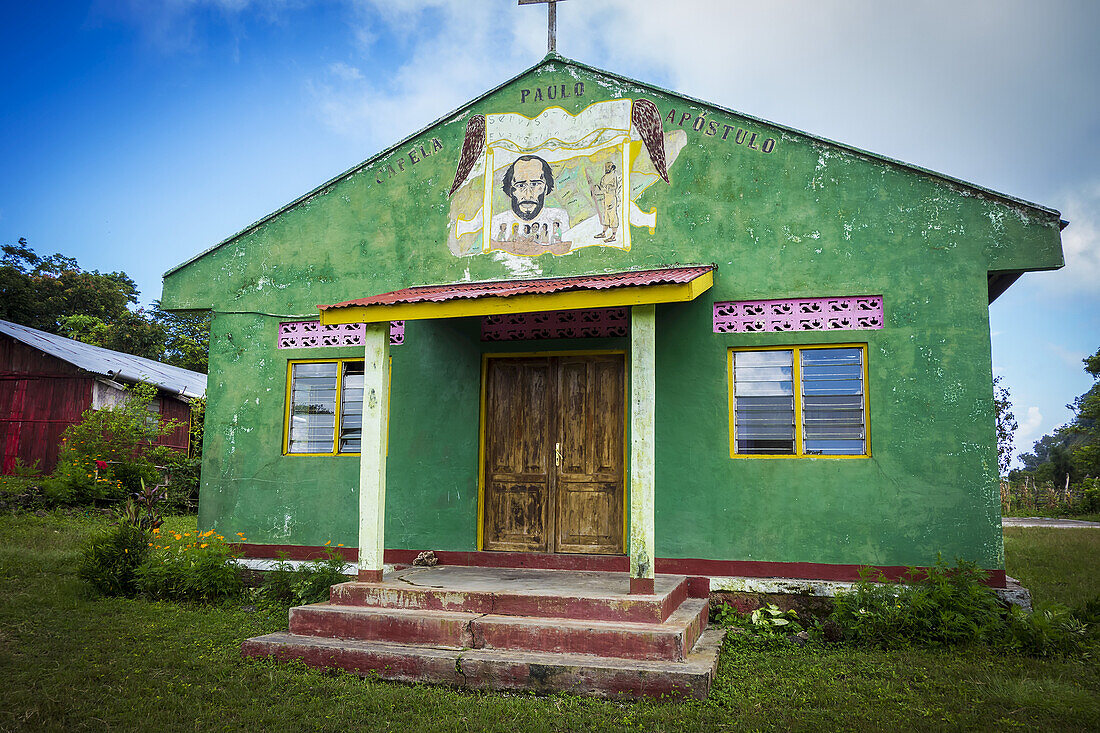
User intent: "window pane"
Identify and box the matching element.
[339,361,365,453]
[288,362,337,454]
[801,348,865,454]
[733,351,795,454]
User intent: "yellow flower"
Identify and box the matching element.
[324,541,331,546]
[152,528,160,534]
[200,543,208,548]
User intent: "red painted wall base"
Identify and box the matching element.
[629,577,655,595]
[234,544,1007,588]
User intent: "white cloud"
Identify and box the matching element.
[1016,405,1043,441]
[307,1,531,147]
[327,62,363,81]
[1050,182,1100,294]
[1048,342,1088,370]
[102,0,302,53]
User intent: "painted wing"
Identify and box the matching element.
[449,114,485,197]
[631,99,669,184]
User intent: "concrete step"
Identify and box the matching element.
[329,566,689,623]
[289,604,478,649]
[473,598,709,661]
[241,626,728,700]
[287,597,710,662]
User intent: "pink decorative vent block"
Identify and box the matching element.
[482,308,629,341]
[278,320,404,348]
[713,296,884,333]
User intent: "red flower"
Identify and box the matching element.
[95,460,108,470]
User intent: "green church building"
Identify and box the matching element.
[162,55,1064,595]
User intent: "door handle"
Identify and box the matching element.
[555,442,562,468]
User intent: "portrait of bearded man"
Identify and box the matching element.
[490,155,570,252]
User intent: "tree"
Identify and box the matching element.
[1015,345,1100,486]
[149,302,211,373]
[1,238,139,333]
[1,239,209,371]
[993,376,1018,476]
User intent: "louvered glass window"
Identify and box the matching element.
[800,348,865,455]
[731,346,867,457]
[732,350,795,454]
[287,360,365,455]
[339,361,365,453]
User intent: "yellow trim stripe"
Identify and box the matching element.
[320,272,714,325]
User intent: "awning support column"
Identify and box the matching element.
[629,304,656,595]
[357,323,390,582]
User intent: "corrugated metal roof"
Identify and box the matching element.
[319,265,715,311]
[0,319,207,399]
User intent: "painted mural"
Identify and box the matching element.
[446,98,686,257]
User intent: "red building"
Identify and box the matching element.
[0,319,207,474]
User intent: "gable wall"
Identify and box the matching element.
[168,61,1063,570]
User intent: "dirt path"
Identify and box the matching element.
[1002,517,1100,528]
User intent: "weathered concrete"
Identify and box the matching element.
[629,304,656,592]
[330,566,688,623]
[357,323,390,581]
[242,626,726,700]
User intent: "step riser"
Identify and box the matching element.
[289,606,472,648]
[288,603,708,662]
[474,620,683,661]
[329,582,687,624]
[242,637,461,687]
[241,635,715,700]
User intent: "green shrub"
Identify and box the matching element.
[77,522,152,596]
[713,603,805,638]
[1081,477,1100,513]
[135,528,242,602]
[262,550,351,605]
[1003,604,1089,657]
[829,557,1093,657]
[45,383,180,506]
[831,558,1006,648]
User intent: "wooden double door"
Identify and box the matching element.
[482,354,625,555]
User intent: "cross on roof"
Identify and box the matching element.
[518,0,567,54]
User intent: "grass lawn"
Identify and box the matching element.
[1,513,1098,732]
[1004,526,1100,608]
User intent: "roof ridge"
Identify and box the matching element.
[163,55,1061,282]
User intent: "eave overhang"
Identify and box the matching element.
[318,265,714,325]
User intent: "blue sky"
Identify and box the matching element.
[2,0,1098,464]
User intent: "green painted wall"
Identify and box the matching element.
[165,58,1062,571]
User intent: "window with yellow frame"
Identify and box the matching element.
[729,344,869,458]
[284,359,364,455]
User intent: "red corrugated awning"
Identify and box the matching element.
[318,265,715,324]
